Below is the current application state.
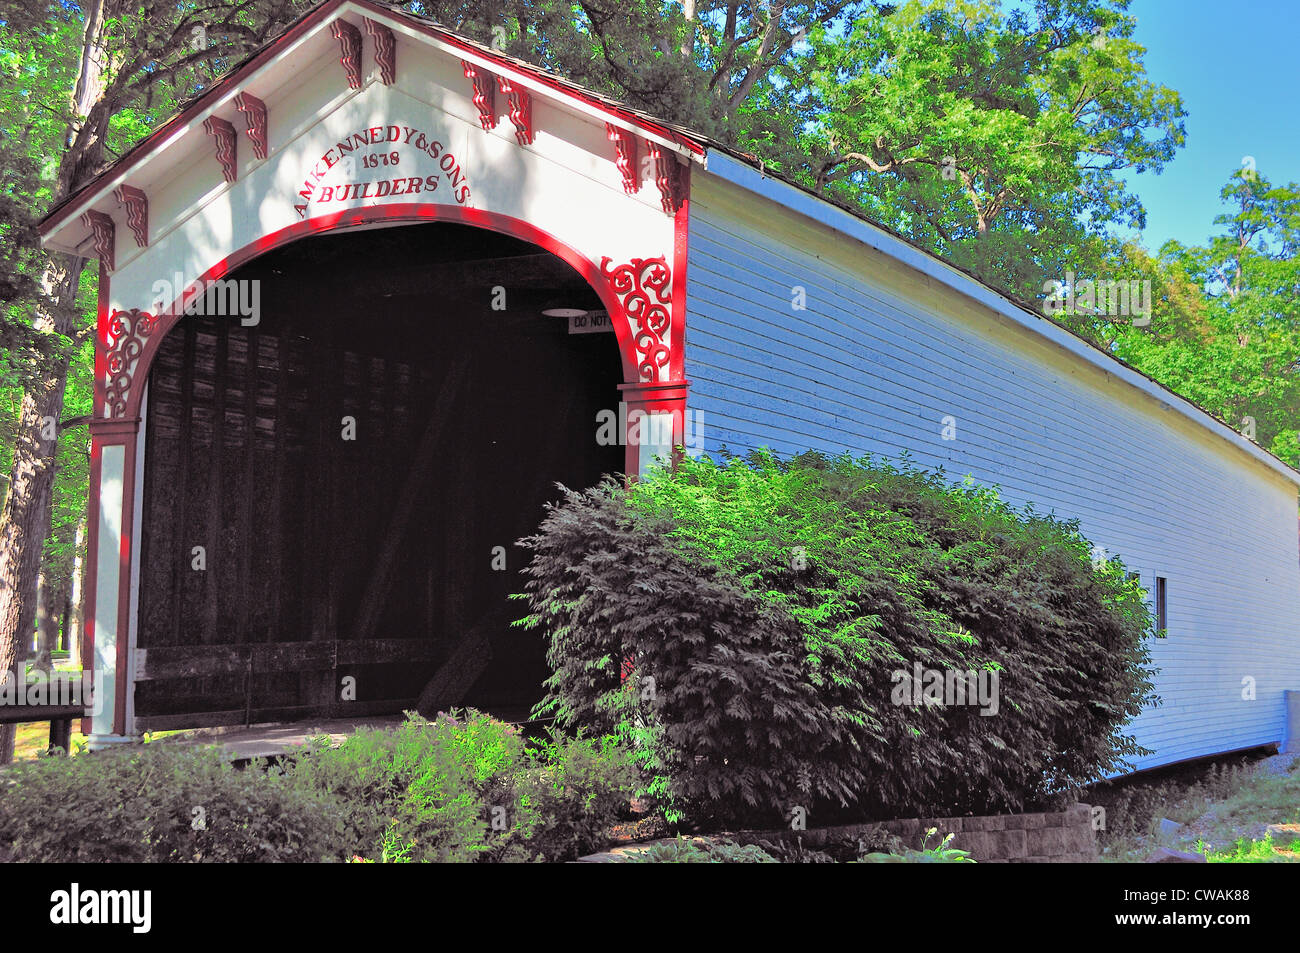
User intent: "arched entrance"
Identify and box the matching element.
[129,221,625,729]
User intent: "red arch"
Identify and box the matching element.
[119,202,640,420]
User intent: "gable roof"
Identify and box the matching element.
[37,0,1300,488]
[38,0,705,245]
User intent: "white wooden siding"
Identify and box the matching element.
[684,170,1300,771]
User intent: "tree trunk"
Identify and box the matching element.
[0,350,72,762]
[67,508,88,666]
[0,0,112,764]
[33,565,68,673]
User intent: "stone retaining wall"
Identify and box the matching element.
[732,802,1097,863]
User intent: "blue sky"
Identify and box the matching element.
[1114,0,1300,253]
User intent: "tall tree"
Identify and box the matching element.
[0,0,312,762]
[406,0,872,152]
[1103,171,1300,465]
[793,0,1185,302]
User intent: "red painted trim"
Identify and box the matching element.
[670,163,691,382]
[331,18,364,89]
[204,116,239,183]
[117,203,645,420]
[462,60,498,130]
[80,262,109,735]
[497,77,533,146]
[364,17,397,85]
[38,0,703,238]
[114,185,148,248]
[234,92,269,160]
[606,124,639,194]
[80,211,115,271]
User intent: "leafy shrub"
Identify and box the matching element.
[0,711,636,864]
[517,450,1159,826]
[856,829,976,863]
[625,837,777,863]
[0,744,345,862]
[510,732,640,861]
[285,710,636,863]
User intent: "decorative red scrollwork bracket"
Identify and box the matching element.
[331,19,363,89]
[600,256,672,383]
[462,61,497,130]
[647,142,684,214]
[365,18,397,85]
[81,210,116,270]
[104,309,157,418]
[203,116,238,183]
[234,92,269,160]
[496,77,533,145]
[113,186,148,248]
[606,124,639,194]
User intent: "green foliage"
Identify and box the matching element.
[1102,172,1300,467]
[0,711,636,862]
[518,450,1159,826]
[1204,835,1300,864]
[856,828,975,863]
[285,710,636,863]
[625,837,779,863]
[796,0,1185,302]
[0,743,346,862]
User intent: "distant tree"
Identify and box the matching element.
[1103,171,1300,465]
[794,0,1185,302]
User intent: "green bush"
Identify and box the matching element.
[625,837,779,863]
[517,450,1159,826]
[285,710,636,863]
[0,711,636,863]
[510,732,640,861]
[0,744,346,862]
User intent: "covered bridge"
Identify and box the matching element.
[38,0,1300,770]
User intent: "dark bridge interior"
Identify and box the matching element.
[134,222,623,730]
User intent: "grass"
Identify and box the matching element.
[12,721,89,760]
[1200,835,1300,863]
[1088,751,1300,862]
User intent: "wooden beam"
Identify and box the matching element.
[135,639,443,682]
[416,622,493,717]
[134,697,416,733]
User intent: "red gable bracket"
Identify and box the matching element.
[365,17,396,85]
[462,61,497,130]
[203,116,239,183]
[234,92,269,160]
[497,77,533,146]
[113,185,148,247]
[331,19,363,89]
[647,142,684,214]
[80,210,115,271]
[607,124,639,195]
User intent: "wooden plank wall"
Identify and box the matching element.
[683,172,1300,771]
[134,224,623,730]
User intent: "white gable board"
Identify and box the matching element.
[106,21,677,339]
